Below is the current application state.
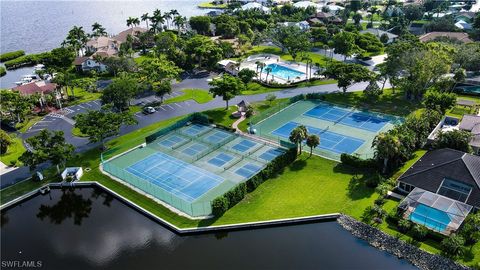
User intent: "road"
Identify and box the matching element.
[1,75,388,188]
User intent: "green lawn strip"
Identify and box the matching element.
[242,79,337,95]
[446,95,480,119]
[324,88,422,117]
[71,127,88,137]
[0,172,60,205]
[198,1,227,8]
[0,136,26,166]
[17,115,43,133]
[164,89,213,104]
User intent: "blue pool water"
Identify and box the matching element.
[304,104,390,132]
[409,204,451,232]
[271,122,365,154]
[265,64,305,80]
[126,152,223,202]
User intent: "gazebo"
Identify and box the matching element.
[231,100,250,118]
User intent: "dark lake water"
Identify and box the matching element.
[0,187,418,270]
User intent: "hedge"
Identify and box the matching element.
[212,147,297,217]
[340,153,378,170]
[4,52,51,69]
[0,67,5,77]
[0,50,25,62]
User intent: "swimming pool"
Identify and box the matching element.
[409,204,451,232]
[456,85,480,96]
[265,64,305,80]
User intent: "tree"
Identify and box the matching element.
[189,16,211,35]
[324,62,372,93]
[364,80,382,99]
[0,90,32,123]
[102,57,136,77]
[402,4,424,23]
[270,26,311,60]
[372,133,401,173]
[306,134,320,157]
[141,13,150,30]
[19,130,74,174]
[423,90,457,114]
[185,35,223,68]
[53,71,75,99]
[75,106,137,149]
[47,47,75,71]
[91,22,107,37]
[126,17,140,29]
[332,31,361,60]
[265,93,276,105]
[353,13,362,26]
[238,69,256,84]
[173,15,187,33]
[138,55,182,101]
[441,234,465,258]
[64,26,88,56]
[380,33,389,44]
[460,213,480,245]
[150,9,165,33]
[152,80,172,101]
[289,126,307,154]
[434,130,472,153]
[0,130,12,155]
[209,74,245,109]
[452,68,466,90]
[101,74,139,111]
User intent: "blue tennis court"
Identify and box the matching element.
[272,122,365,154]
[232,139,258,153]
[259,148,285,161]
[182,124,211,137]
[304,104,389,132]
[158,135,188,149]
[204,130,233,144]
[208,153,234,167]
[182,143,208,156]
[126,152,223,202]
[235,163,262,178]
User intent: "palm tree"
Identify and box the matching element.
[368,6,379,26]
[91,22,106,37]
[258,62,266,81]
[126,17,140,30]
[265,66,272,82]
[65,26,87,56]
[151,9,165,33]
[289,126,307,154]
[372,133,401,173]
[173,15,187,33]
[168,10,179,29]
[306,134,320,157]
[141,13,150,30]
[164,12,172,30]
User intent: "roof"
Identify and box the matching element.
[398,148,480,208]
[459,114,480,131]
[419,32,473,43]
[312,12,333,19]
[73,56,90,65]
[113,27,147,44]
[13,81,57,95]
[293,1,321,9]
[360,28,398,39]
[86,36,117,49]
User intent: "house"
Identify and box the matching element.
[113,27,148,44]
[73,56,107,73]
[85,36,120,57]
[217,59,239,75]
[278,21,310,31]
[419,32,473,43]
[360,28,398,44]
[13,81,58,96]
[293,1,322,10]
[397,148,480,211]
[459,114,480,154]
[397,149,479,234]
[241,2,270,13]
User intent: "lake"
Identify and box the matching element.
[0,187,418,270]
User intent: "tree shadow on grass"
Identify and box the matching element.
[347,174,375,201]
[289,158,307,171]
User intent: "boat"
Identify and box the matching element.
[33,64,45,70]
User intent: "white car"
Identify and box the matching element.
[142,106,156,114]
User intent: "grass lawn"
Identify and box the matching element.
[446,95,480,119]
[16,115,43,133]
[0,135,25,166]
[242,79,337,95]
[164,89,213,104]
[198,1,227,8]
[242,46,333,68]
[67,87,101,106]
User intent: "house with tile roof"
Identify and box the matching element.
[419,32,473,43]
[13,81,58,96]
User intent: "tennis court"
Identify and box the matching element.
[303,104,390,132]
[102,123,286,217]
[272,122,364,154]
[253,100,401,160]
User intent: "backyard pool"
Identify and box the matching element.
[264,63,305,80]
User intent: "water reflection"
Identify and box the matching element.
[1,188,417,270]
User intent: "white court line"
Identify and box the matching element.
[166,104,174,110]
[160,106,166,111]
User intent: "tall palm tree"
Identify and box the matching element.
[126,17,140,30]
[151,9,165,33]
[173,15,187,33]
[141,13,150,30]
[289,126,307,155]
[372,133,401,173]
[265,66,272,82]
[91,22,107,37]
[65,26,87,56]
[258,62,266,81]
[164,12,172,30]
[306,134,320,157]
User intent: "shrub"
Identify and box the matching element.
[411,224,428,241]
[0,50,25,62]
[366,173,384,188]
[398,219,412,233]
[4,51,51,69]
[238,69,256,84]
[441,234,465,258]
[374,197,386,206]
[340,153,378,169]
[386,210,400,224]
[459,213,480,245]
[212,197,229,216]
[0,66,5,77]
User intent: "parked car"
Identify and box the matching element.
[142,106,156,114]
